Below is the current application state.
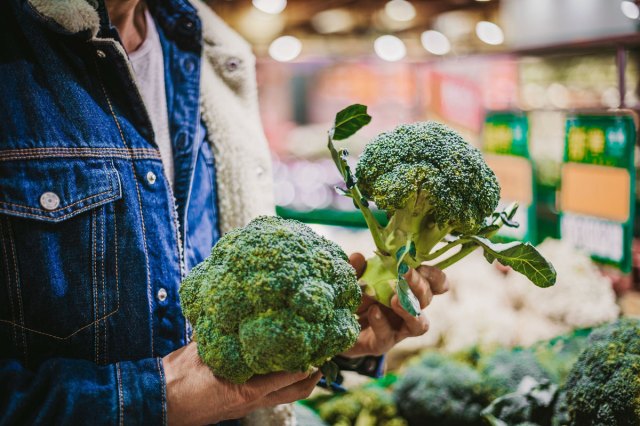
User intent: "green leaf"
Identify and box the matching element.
[332,104,372,140]
[468,236,557,288]
[397,276,420,316]
[320,360,339,386]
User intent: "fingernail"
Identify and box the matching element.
[308,367,319,376]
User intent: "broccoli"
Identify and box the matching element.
[562,318,640,425]
[393,353,493,426]
[479,349,553,398]
[327,104,556,315]
[317,386,407,426]
[179,215,362,383]
[481,378,560,426]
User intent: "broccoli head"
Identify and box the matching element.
[179,215,362,383]
[563,318,640,425]
[318,386,407,426]
[327,104,556,316]
[356,121,500,237]
[479,349,552,398]
[393,353,493,426]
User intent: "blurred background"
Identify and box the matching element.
[207,2,640,422]
[209,0,640,325]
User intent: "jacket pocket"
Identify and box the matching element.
[0,158,122,340]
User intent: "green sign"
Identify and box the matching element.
[482,111,536,243]
[560,113,636,272]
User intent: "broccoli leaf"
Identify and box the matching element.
[396,242,421,316]
[321,360,339,387]
[331,104,372,140]
[468,236,557,288]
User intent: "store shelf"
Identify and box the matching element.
[276,206,388,228]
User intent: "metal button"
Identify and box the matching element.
[146,171,157,185]
[96,49,106,59]
[157,288,167,302]
[183,58,196,74]
[225,58,240,72]
[40,192,60,210]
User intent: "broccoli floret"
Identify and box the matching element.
[393,353,493,426]
[179,216,361,383]
[479,349,553,398]
[326,105,556,315]
[563,318,640,425]
[318,387,407,426]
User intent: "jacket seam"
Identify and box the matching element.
[157,357,167,426]
[6,220,27,365]
[0,193,121,222]
[0,148,161,161]
[0,218,18,351]
[92,209,99,364]
[95,55,155,356]
[115,363,124,426]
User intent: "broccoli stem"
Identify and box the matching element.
[433,244,478,270]
[349,185,388,255]
[359,255,398,307]
[422,238,470,261]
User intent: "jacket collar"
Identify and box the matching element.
[25,0,101,37]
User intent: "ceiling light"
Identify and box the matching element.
[475,21,504,45]
[311,9,354,34]
[384,0,416,22]
[421,30,451,55]
[374,35,406,62]
[621,1,640,19]
[268,36,302,62]
[252,0,287,15]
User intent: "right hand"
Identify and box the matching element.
[162,343,322,426]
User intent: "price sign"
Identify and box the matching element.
[559,113,636,272]
[482,111,536,242]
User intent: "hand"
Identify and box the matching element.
[163,343,322,426]
[342,253,449,358]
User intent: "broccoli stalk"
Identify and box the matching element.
[328,104,556,316]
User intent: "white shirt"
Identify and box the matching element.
[129,9,174,184]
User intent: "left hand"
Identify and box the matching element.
[341,253,449,358]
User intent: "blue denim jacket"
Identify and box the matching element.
[0,0,219,423]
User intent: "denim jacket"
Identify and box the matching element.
[0,0,229,424]
[0,1,381,424]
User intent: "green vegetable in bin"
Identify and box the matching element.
[327,104,557,316]
[179,215,361,384]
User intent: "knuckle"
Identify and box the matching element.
[237,385,260,404]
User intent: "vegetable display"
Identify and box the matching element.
[393,353,493,426]
[327,104,556,316]
[179,215,361,383]
[562,318,640,425]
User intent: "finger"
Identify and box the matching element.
[349,253,367,278]
[403,269,433,309]
[246,370,311,396]
[417,265,449,295]
[396,313,430,341]
[367,305,395,352]
[261,370,323,406]
[356,293,377,315]
[390,295,430,337]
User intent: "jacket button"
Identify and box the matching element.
[157,288,168,302]
[146,171,157,185]
[225,58,240,72]
[40,192,60,210]
[96,49,106,59]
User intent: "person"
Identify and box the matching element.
[0,0,448,424]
